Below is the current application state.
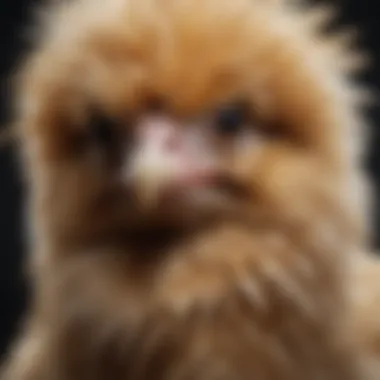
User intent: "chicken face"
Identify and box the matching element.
[18,0,367,243]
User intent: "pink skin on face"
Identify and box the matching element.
[132,115,219,193]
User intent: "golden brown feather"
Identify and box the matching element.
[1,0,378,379]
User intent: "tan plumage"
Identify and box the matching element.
[1,0,378,379]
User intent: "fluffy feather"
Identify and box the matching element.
[1,0,377,379]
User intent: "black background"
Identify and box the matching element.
[0,0,379,358]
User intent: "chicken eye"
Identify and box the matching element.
[90,111,117,147]
[86,109,129,166]
[215,103,247,136]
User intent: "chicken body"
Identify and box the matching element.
[1,0,376,379]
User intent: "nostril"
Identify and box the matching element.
[164,133,182,153]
